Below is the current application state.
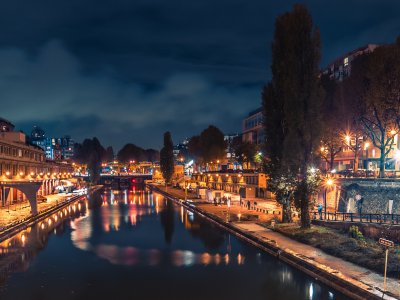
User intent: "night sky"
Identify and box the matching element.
[1,0,399,150]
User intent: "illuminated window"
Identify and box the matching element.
[344,57,349,67]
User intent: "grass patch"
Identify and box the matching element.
[273,223,400,278]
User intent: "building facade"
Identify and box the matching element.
[242,108,265,145]
[31,126,74,161]
[322,44,379,81]
[0,122,73,212]
[192,171,270,199]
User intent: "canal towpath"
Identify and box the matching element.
[150,183,399,300]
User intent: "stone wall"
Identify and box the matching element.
[335,179,400,214]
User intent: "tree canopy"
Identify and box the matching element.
[73,137,106,183]
[188,125,226,167]
[263,4,322,227]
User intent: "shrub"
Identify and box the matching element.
[348,225,365,242]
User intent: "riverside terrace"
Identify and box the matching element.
[0,128,73,214]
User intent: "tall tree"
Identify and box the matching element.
[117,143,146,163]
[145,149,160,162]
[199,125,226,165]
[357,39,400,177]
[73,137,105,184]
[105,146,114,162]
[160,131,174,185]
[263,4,322,227]
[232,138,256,169]
[187,125,226,170]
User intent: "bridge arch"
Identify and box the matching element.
[0,182,42,214]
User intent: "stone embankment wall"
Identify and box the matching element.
[334,179,400,214]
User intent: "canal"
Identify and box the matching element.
[0,188,349,300]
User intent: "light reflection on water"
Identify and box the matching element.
[0,188,349,300]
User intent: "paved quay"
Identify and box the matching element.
[150,184,399,300]
[0,193,72,228]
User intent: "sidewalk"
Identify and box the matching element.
[151,184,398,299]
[0,193,72,228]
[235,222,397,300]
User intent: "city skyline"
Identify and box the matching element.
[2,0,400,149]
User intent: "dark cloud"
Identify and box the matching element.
[0,0,399,150]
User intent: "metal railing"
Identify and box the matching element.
[313,211,400,224]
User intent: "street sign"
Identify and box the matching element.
[379,238,394,248]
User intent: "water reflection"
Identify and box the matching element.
[0,199,87,290]
[70,189,244,268]
[160,198,174,244]
[0,188,349,300]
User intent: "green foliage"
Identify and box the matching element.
[160,131,174,184]
[348,225,366,242]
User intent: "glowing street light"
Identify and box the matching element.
[345,135,351,145]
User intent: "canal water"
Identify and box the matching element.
[0,189,349,300]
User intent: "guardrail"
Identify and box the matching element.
[313,211,400,224]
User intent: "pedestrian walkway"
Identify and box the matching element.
[0,193,72,228]
[235,222,397,300]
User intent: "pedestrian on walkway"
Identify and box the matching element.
[247,200,250,210]
[317,203,323,220]
[357,196,364,215]
[355,193,363,215]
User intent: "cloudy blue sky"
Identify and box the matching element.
[1,0,399,150]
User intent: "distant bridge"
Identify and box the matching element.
[76,174,152,189]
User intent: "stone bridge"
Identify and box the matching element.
[0,179,60,214]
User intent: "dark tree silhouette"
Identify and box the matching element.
[117,143,147,163]
[160,200,175,244]
[73,137,105,184]
[105,146,114,162]
[160,132,174,185]
[263,4,323,227]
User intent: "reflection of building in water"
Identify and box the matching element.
[0,199,87,288]
[70,190,247,268]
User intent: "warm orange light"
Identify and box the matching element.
[320,146,325,152]
[5,171,10,176]
[326,179,334,186]
[391,129,397,136]
[364,142,370,150]
[19,171,24,176]
[30,172,35,176]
